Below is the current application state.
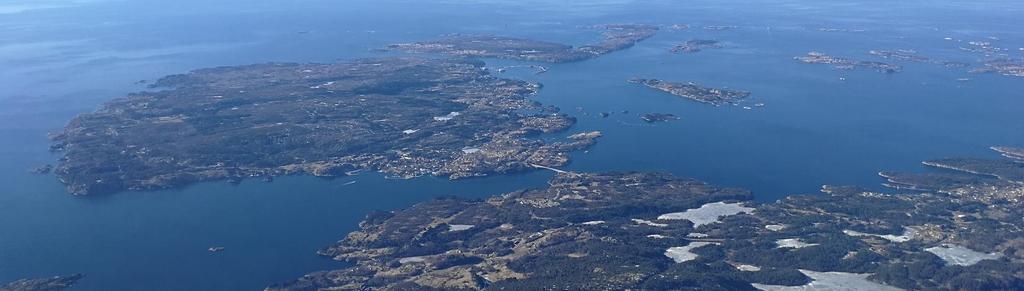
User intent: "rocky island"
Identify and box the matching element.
[28,164,53,174]
[971,58,1024,78]
[817,28,866,33]
[959,40,1005,55]
[703,25,738,31]
[629,78,750,106]
[795,52,902,73]
[869,49,970,69]
[0,274,82,291]
[269,146,1024,291]
[385,24,658,63]
[641,113,680,123]
[671,39,723,53]
[50,58,599,195]
[868,49,930,63]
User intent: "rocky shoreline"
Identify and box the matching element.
[268,146,1024,290]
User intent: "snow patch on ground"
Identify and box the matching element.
[448,224,474,231]
[398,256,426,264]
[926,244,1002,266]
[776,238,819,249]
[843,228,916,243]
[632,218,667,227]
[665,242,718,263]
[433,111,461,121]
[736,264,762,272]
[753,270,903,291]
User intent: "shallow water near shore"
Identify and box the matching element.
[1,0,1023,289]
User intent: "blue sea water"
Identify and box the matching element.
[1,0,1022,290]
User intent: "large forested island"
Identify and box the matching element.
[385,24,658,63]
[50,58,600,195]
[269,147,1024,291]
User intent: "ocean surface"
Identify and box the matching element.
[1,0,1022,289]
